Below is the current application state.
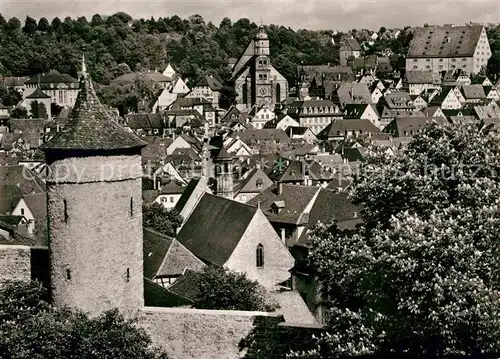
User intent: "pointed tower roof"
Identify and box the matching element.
[215,146,232,160]
[40,52,146,153]
[26,87,51,99]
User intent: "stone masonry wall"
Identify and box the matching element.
[0,245,31,285]
[138,307,283,359]
[47,155,144,317]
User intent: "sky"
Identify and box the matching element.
[1,0,499,31]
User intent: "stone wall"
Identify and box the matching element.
[47,155,144,317]
[0,245,31,285]
[139,306,283,359]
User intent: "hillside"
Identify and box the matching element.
[0,12,415,87]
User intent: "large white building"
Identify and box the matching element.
[406,25,491,75]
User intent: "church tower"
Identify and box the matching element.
[40,52,147,317]
[214,146,234,199]
[254,25,273,108]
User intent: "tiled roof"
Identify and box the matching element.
[143,228,174,279]
[142,190,160,205]
[215,146,232,160]
[236,129,290,144]
[383,91,415,109]
[9,119,48,134]
[125,113,165,130]
[167,269,201,303]
[248,184,319,225]
[196,75,223,91]
[26,87,51,99]
[113,71,174,83]
[405,71,441,84]
[0,165,46,194]
[174,178,201,214]
[384,117,447,137]
[0,185,23,214]
[176,193,257,266]
[236,168,273,194]
[407,25,483,58]
[318,119,380,139]
[144,277,192,307]
[25,70,78,85]
[342,38,362,51]
[461,85,486,99]
[343,104,369,119]
[332,83,372,106]
[40,66,147,152]
[22,193,47,220]
[297,190,360,246]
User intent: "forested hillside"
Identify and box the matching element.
[0,12,339,86]
[0,12,498,87]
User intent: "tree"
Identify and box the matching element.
[0,281,169,359]
[193,266,279,312]
[0,86,22,106]
[22,16,37,36]
[142,202,183,236]
[5,17,21,33]
[293,120,500,358]
[10,106,28,119]
[91,14,103,26]
[37,17,50,32]
[29,100,47,118]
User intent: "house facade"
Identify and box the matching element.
[287,99,342,135]
[406,25,491,75]
[23,70,79,107]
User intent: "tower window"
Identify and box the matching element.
[126,268,130,282]
[256,244,264,267]
[66,268,71,280]
[63,200,68,223]
[21,208,24,215]
[130,197,134,217]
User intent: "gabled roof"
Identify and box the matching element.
[40,59,146,152]
[167,269,201,303]
[176,193,258,266]
[341,38,362,51]
[159,181,186,195]
[407,25,483,58]
[0,165,46,194]
[21,193,47,220]
[297,190,360,246]
[343,103,370,119]
[248,184,320,225]
[143,227,205,280]
[195,75,223,91]
[26,87,51,99]
[234,168,273,194]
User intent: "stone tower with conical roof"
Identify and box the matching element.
[40,51,147,317]
[213,146,234,199]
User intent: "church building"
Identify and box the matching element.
[230,25,288,111]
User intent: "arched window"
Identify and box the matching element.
[242,83,248,105]
[276,83,281,102]
[256,244,264,268]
